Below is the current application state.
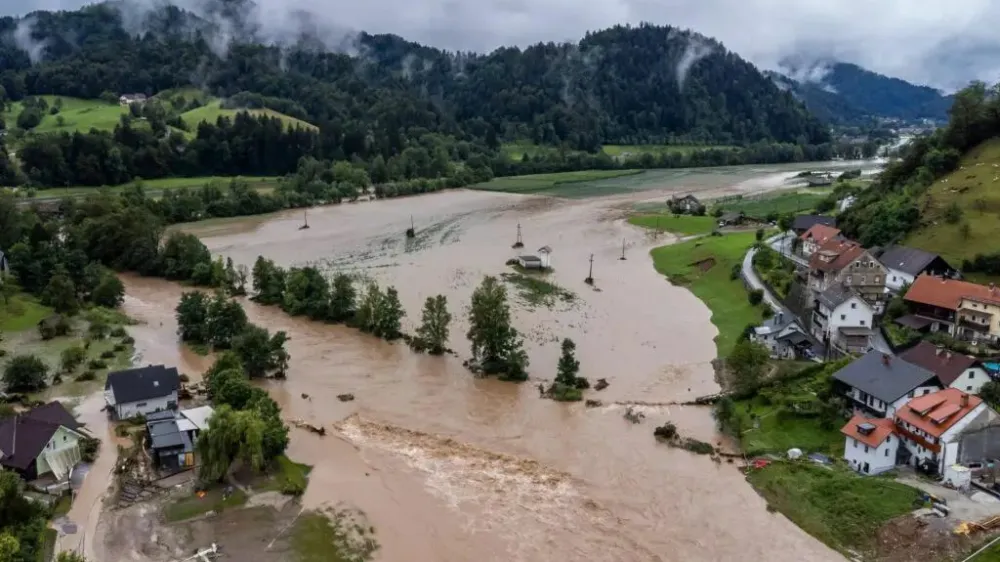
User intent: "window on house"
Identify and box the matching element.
[851,303,857,309]
[892,276,897,282]
[923,389,931,395]
[861,320,866,326]
[853,439,858,448]
[908,391,914,398]
[970,371,975,378]
[846,276,852,284]
[63,436,66,442]
[864,445,869,453]
[136,402,147,407]
[861,275,867,283]
[887,436,891,443]
[841,314,846,320]
[968,386,973,391]
[885,448,890,457]
[875,276,880,283]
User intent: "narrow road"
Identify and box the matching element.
[742,235,791,316]
[767,232,808,268]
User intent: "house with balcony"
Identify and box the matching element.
[877,246,957,293]
[811,284,875,354]
[807,239,887,311]
[894,389,996,475]
[0,402,89,482]
[831,351,942,418]
[899,341,994,395]
[904,275,1000,342]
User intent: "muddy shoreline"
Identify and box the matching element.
[67,162,883,562]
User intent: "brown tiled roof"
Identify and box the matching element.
[900,341,980,386]
[809,238,864,273]
[840,415,895,448]
[0,402,80,471]
[799,223,842,245]
[895,388,982,439]
[905,274,1000,311]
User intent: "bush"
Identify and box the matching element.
[110,326,127,338]
[60,345,87,373]
[38,315,72,340]
[748,289,764,305]
[114,425,130,437]
[88,320,109,339]
[80,437,100,462]
[3,355,49,392]
[112,343,126,353]
[121,336,135,345]
[730,263,741,280]
[100,350,115,359]
[944,201,963,224]
[87,359,108,370]
[76,370,97,381]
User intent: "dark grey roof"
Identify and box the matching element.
[720,211,743,222]
[895,314,933,330]
[148,418,192,451]
[792,215,837,231]
[106,365,179,404]
[145,410,176,422]
[832,350,937,403]
[777,331,810,346]
[878,246,941,276]
[519,255,541,262]
[816,284,854,310]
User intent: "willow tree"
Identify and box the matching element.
[196,406,267,482]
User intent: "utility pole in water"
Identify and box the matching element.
[619,237,627,260]
[585,254,595,285]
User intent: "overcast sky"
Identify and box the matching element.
[4,0,999,91]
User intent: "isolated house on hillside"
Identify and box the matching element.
[0,402,88,481]
[792,215,836,235]
[831,351,941,418]
[877,246,957,293]
[105,365,180,420]
[841,415,898,475]
[119,93,147,105]
[904,275,1000,342]
[899,341,993,394]
[799,224,842,258]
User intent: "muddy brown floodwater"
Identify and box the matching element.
[100,166,868,562]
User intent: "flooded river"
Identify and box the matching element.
[88,165,873,561]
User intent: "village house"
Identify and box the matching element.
[894,389,995,474]
[751,312,812,359]
[105,365,180,420]
[903,275,1000,343]
[808,238,887,310]
[877,246,957,293]
[717,211,745,227]
[0,402,88,482]
[118,93,147,105]
[792,214,836,236]
[668,194,704,215]
[841,415,898,475]
[831,351,941,418]
[811,284,875,354]
[146,405,213,472]
[799,223,842,258]
[899,341,994,394]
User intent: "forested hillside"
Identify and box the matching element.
[839,82,1000,259]
[769,61,952,124]
[0,3,834,188]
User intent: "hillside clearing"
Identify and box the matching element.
[2,96,126,134]
[181,100,318,132]
[905,138,1000,274]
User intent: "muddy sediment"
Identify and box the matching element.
[96,165,876,562]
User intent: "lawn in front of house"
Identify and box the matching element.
[628,214,716,236]
[163,487,248,522]
[0,293,53,332]
[291,509,379,562]
[649,231,762,356]
[746,461,922,556]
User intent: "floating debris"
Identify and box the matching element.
[337,393,356,402]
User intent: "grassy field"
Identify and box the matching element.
[291,509,378,562]
[257,455,312,495]
[747,462,922,556]
[163,487,248,522]
[181,100,318,132]
[628,214,716,236]
[906,138,1000,271]
[29,176,282,200]
[500,142,738,161]
[713,190,828,219]
[0,293,53,332]
[470,170,642,196]
[649,232,761,356]
[1,96,126,135]
[500,271,575,308]
[731,361,847,456]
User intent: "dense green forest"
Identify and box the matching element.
[769,60,952,124]
[0,3,838,188]
[838,81,999,247]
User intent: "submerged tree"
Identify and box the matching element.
[355,282,405,340]
[327,273,356,322]
[196,406,267,482]
[548,338,588,401]
[251,256,286,305]
[466,276,529,380]
[416,295,451,354]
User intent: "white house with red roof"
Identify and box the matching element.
[799,223,842,258]
[841,415,898,475]
[893,388,995,474]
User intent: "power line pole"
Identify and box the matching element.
[619,238,627,260]
[585,254,594,285]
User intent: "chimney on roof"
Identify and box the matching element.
[961,393,970,408]
[882,353,891,366]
